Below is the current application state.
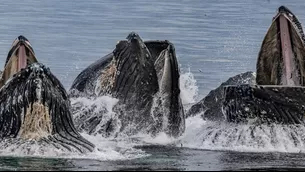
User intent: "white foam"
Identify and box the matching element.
[138,132,178,146]
[178,115,305,153]
[81,133,149,161]
[71,95,122,137]
[70,95,119,109]
[0,95,149,160]
[179,67,198,105]
[0,135,148,161]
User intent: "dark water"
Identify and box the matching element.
[1,0,305,171]
[1,146,305,171]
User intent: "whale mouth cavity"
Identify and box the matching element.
[17,44,27,72]
[278,12,297,85]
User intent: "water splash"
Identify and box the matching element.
[71,96,121,137]
[80,68,199,147]
[82,133,149,160]
[0,95,148,161]
[173,69,305,154]
[179,115,305,153]
[4,67,304,159]
[0,135,148,161]
[132,132,179,146]
[180,68,198,105]
[68,68,198,139]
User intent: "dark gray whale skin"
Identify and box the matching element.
[223,84,305,125]
[186,71,256,121]
[0,63,95,153]
[70,32,185,138]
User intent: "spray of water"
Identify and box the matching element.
[180,67,199,105]
[179,115,305,153]
[0,134,148,161]
[124,69,200,146]
[134,69,305,154]
[71,96,122,137]
[0,95,147,160]
[2,67,304,159]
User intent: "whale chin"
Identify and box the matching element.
[0,63,94,153]
[223,84,305,125]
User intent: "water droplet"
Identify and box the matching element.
[261,110,267,114]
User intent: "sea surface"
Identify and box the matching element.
[0,0,305,171]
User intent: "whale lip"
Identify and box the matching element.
[161,42,185,137]
[273,6,294,21]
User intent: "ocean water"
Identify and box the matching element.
[0,0,305,171]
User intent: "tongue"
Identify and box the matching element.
[279,15,297,86]
[18,45,27,71]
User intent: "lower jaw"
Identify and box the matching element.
[18,102,52,140]
[223,84,305,125]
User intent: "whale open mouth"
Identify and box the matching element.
[0,36,94,153]
[146,40,185,137]
[113,34,185,137]
[71,32,185,138]
[0,35,37,88]
[223,6,305,125]
[69,32,184,138]
[256,6,305,86]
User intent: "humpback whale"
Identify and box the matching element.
[0,36,94,153]
[188,6,305,124]
[186,71,256,120]
[70,32,185,138]
[223,6,305,124]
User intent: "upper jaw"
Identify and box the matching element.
[114,32,152,66]
[0,36,38,88]
[5,35,37,68]
[273,6,305,43]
